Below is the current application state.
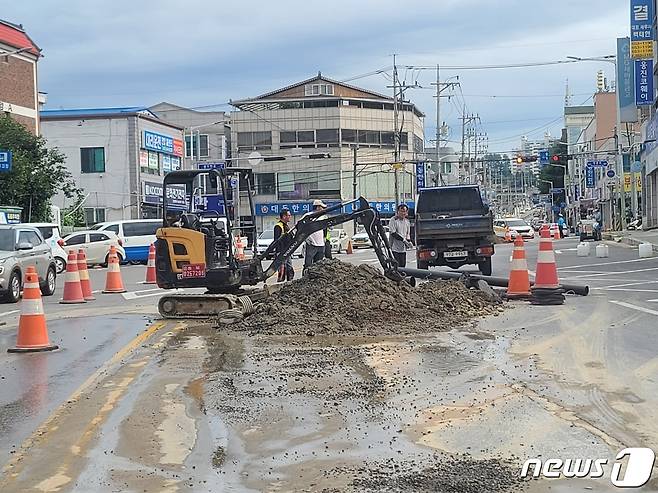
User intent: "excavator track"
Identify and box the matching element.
[157,285,280,319]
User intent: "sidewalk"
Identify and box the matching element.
[602,228,658,253]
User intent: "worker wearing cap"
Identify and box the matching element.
[304,199,328,275]
[388,204,412,267]
[274,209,294,282]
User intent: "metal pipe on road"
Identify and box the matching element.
[399,267,590,296]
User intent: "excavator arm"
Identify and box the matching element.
[259,197,404,282]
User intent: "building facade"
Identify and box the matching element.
[0,19,41,134]
[40,107,185,224]
[423,146,460,186]
[149,102,230,170]
[229,74,425,233]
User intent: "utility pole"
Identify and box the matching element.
[392,54,400,206]
[352,145,358,234]
[459,111,479,184]
[431,65,459,186]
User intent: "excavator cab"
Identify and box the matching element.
[155,168,263,293]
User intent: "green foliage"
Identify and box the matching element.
[0,115,79,222]
[538,141,567,194]
[62,189,87,227]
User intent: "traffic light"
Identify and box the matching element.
[550,154,572,162]
[515,155,538,163]
[552,154,560,162]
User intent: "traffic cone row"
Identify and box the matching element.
[506,225,564,305]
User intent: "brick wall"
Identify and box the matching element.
[0,55,37,133]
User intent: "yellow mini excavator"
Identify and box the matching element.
[154,168,405,318]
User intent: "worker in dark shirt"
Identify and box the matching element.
[273,209,295,282]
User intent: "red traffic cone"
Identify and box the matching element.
[8,267,59,353]
[534,227,560,289]
[144,243,156,284]
[103,245,126,293]
[506,236,531,298]
[60,250,86,304]
[77,249,95,301]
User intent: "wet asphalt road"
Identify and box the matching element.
[2,241,658,492]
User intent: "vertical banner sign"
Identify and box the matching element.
[630,0,655,58]
[617,38,638,122]
[586,165,596,188]
[635,59,654,106]
[416,162,426,190]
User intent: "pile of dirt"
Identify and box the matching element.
[236,259,502,336]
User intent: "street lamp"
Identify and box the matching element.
[567,54,626,229]
[537,178,555,217]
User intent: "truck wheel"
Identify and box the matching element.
[478,258,492,276]
[417,260,429,270]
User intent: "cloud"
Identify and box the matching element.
[3,0,628,151]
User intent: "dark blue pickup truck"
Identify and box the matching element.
[415,185,495,275]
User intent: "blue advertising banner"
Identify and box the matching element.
[415,162,426,190]
[143,130,174,154]
[255,200,415,216]
[586,166,596,188]
[0,150,12,172]
[634,59,654,105]
[617,38,638,122]
[631,0,654,41]
[197,162,225,170]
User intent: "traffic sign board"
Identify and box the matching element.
[0,150,12,173]
[550,188,564,194]
[606,169,616,178]
[539,150,549,164]
[587,160,608,167]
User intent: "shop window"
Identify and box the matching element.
[81,147,105,173]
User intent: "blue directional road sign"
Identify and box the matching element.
[539,150,549,165]
[550,188,564,194]
[587,160,608,167]
[0,150,12,172]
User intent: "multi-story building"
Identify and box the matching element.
[41,107,185,224]
[149,102,230,170]
[0,19,41,135]
[423,146,460,185]
[229,74,425,233]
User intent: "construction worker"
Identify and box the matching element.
[557,213,566,239]
[324,228,333,259]
[274,209,294,282]
[303,199,327,275]
[388,204,412,267]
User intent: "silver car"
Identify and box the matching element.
[0,225,57,303]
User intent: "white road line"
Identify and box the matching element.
[560,257,658,270]
[562,267,658,278]
[555,250,562,254]
[648,299,658,302]
[609,300,658,316]
[597,288,658,293]
[121,287,175,301]
[0,310,19,318]
[596,280,658,289]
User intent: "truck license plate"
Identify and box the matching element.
[182,263,206,278]
[443,250,468,259]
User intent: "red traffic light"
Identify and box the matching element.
[552,155,560,162]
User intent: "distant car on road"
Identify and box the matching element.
[495,218,535,239]
[255,229,303,259]
[0,225,57,303]
[351,229,372,249]
[578,219,602,241]
[61,230,126,266]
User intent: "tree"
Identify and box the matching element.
[0,115,79,222]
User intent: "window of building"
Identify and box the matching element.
[443,162,452,175]
[185,134,209,158]
[341,129,357,143]
[255,173,276,195]
[277,171,340,200]
[304,83,334,96]
[413,134,424,154]
[80,147,105,173]
[362,101,384,110]
[83,207,105,225]
[237,131,272,151]
[316,129,339,146]
[381,131,395,148]
[400,132,409,150]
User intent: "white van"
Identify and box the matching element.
[90,219,161,263]
[26,222,68,273]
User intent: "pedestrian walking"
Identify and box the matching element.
[557,214,566,239]
[274,209,295,282]
[303,199,327,275]
[388,204,412,268]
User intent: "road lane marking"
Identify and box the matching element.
[0,320,177,483]
[555,250,562,254]
[561,267,658,278]
[609,300,658,316]
[121,288,182,300]
[560,256,658,270]
[596,280,658,289]
[648,299,658,302]
[0,310,19,318]
[598,288,658,293]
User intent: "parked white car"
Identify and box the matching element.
[61,230,126,266]
[256,229,303,259]
[351,230,372,249]
[26,222,68,273]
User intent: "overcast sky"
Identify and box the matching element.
[5,0,628,153]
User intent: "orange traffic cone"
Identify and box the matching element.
[532,226,565,305]
[346,240,354,255]
[103,245,126,293]
[77,249,95,301]
[144,243,156,284]
[60,250,86,304]
[506,235,531,298]
[8,267,58,353]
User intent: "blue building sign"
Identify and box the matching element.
[587,160,608,167]
[255,200,415,216]
[634,59,654,106]
[586,166,596,188]
[631,0,654,41]
[197,162,225,170]
[415,162,426,190]
[195,194,226,214]
[143,130,175,154]
[617,38,637,123]
[0,150,12,172]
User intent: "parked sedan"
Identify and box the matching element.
[0,225,57,302]
[351,230,372,249]
[61,230,126,266]
[494,218,534,239]
[255,229,303,259]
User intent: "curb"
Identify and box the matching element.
[602,233,658,253]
